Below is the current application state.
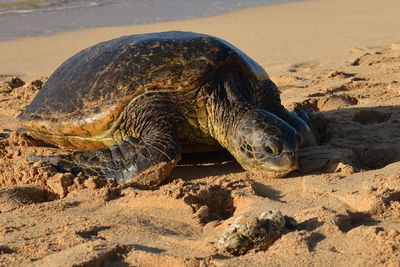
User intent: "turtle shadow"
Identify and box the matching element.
[301,104,400,173]
[169,150,244,180]
[250,182,286,203]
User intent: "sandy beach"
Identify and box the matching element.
[1,0,400,266]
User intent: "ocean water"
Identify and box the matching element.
[0,0,296,40]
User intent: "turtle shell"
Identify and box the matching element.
[19,31,268,140]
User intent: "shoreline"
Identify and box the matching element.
[0,0,297,41]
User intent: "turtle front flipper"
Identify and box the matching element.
[30,135,180,188]
[29,95,182,188]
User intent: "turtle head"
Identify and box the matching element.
[231,109,300,177]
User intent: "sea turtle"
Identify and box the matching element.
[18,31,315,188]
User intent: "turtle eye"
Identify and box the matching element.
[263,141,283,156]
[263,144,274,155]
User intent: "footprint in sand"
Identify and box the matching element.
[349,52,378,66]
[295,94,358,113]
[349,45,400,66]
[287,62,318,73]
[352,110,391,125]
[181,183,236,223]
[272,75,306,92]
[326,70,355,79]
[0,186,54,213]
[272,75,304,85]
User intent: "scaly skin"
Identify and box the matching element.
[202,67,300,176]
[31,94,183,188]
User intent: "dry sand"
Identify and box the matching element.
[1,0,400,266]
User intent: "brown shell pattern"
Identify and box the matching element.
[19,31,268,137]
